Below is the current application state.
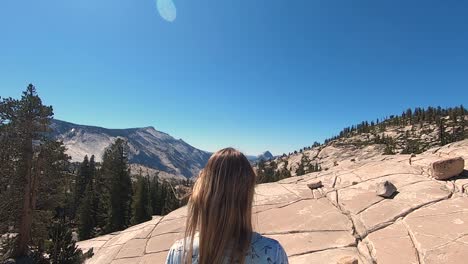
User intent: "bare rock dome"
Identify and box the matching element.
[78,140,468,264]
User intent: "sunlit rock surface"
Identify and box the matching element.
[78,140,468,264]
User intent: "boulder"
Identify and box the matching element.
[337,256,358,264]
[376,180,397,198]
[307,180,323,190]
[429,156,465,180]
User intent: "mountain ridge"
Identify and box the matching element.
[50,119,271,179]
[50,119,211,179]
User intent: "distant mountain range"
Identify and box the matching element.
[50,120,211,179]
[50,120,271,179]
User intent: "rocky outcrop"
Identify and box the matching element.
[78,140,468,264]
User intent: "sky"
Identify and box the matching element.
[1,0,467,155]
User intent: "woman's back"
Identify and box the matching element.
[167,148,288,264]
[166,232,288,264]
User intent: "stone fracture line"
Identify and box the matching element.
[111,255,144,261]
[253,198,317,214]
[261,230,351,235]
[400,195,464,223]
[252,200,307,214]
[253,200,301,208]
[403,222,423,264]
[403,210,468,219]
[151,231,183,237]
[363,195,452,239]
[278,183,302,199]
[350,171,364,180]
[427,233,468,251]
[275,198,318,208]
[353,198,386,216]
[323,188,376,263]
[287,246,358,258]
[331,175,339,188]
[144,216,165,254]
[160,216,186,223]
[359,240,378,264]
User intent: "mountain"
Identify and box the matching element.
[246,151,274,163]
[50,119,211,179]
[257,150,274,161]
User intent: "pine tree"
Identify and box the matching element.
[73,155,90,218]
[101,138,133,232]
[93,169,109,235]
[280,167,291,179]
[0,85,71,258]
[77,182,95,240]
[383,135,396,155]
[159,181,169,215]
[255,159,266,183]
[131,176,152,224]
[162,182,180,215]
[149,175,163,216]
[47,212,93,264]
[438,117,447,145]
[461,105,467,139]
[295,163,305,176]
[89,155,96,178]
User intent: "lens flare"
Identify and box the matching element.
[156,0,177,22]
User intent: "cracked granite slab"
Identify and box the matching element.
[78,139,468,264]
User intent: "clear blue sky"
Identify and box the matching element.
[1,0,467,155]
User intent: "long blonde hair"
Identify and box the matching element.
[184,148,256,264]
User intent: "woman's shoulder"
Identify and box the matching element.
[251,232,282,248]
[247,233,288,263]
[166,237,198,264]
[169,234,200,253]
[169,238,185,251]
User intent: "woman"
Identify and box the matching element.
[166,148,288,264]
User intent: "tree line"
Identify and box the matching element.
[72,146,183,241]
[324,105,467,144]
[256,160,291,183]
[256,154,322,184]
